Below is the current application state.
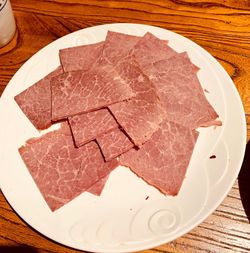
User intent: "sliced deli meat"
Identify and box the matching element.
[100,32,181,146]
[59,41,104,72]
[101,31,176,66]
[101,31,140,64]
[51,63,135,121]
[146,52,220,129]
[14,66,63,130]
[16,31,223,211]
[133,32,199,74]
[19,122,118,211]
[108,56,166,146]
[132,32,177,68]
[97,127,134,161]
[119,120,199,196]
[68,108,118,147]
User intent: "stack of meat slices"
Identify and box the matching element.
[15,31,221,211]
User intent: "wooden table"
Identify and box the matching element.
[0,1,249,252]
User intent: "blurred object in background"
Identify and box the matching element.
[0,0,16,47]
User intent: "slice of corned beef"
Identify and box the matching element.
[108,56,166,146]
[51,63,135,121]
[119,120,199,196]
[59,41,104,72]
[96,127,134,161]
[100,31,176,67]
[68,108,118,147]
[65,32,172,148]
[132,32,199,76]
[146,52,221,129]
[100,31,140,65]
[14,66,63,130]
[132,32,177,68]
[19,122,118,211]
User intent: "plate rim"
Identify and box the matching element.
[0,22,247,253]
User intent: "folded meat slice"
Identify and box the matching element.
[19,122,118,211]
[59,41,104,72]
[51,63,135,121]
[119,120,199,196]
[68,108,118,147]
[108,56,166,146]
[96,127,134,161]
[14,66,63,130]
[146,52,221,129]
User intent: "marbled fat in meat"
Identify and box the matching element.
[97,127,134,161]
[108,56,166,146]
[68,108,118,147]
[101,31,140,65]
[59,42,104,72]
[119,120,199,196]
[132,32,177,68]
[51,63,135,121]
[145,52,220,129]
[14,66,63,130]
[19,122,118,211]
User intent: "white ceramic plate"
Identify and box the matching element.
[0,23,246,252]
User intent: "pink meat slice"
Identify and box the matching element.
[19,122,118,211]
[100,31,181,146]
[59,41,104,72]
[108,56,166,146]
[101,31,176,67]
[51,63,135,121]
[132,32,177,68]
[101,31,198,75]
[145,52,220,129]
[100,31,140,65]
[68,108,118,147]
[87,175,109,196]
[64,32,140,146]
[119,120,199,196]
[14,66,63,130]
[131,32,199,75]
[97,127,134,161]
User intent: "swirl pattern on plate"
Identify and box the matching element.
[69,199,181,247]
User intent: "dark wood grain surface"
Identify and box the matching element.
[0,0,249,252]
